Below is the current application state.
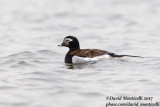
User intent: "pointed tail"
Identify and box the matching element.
[108,53,143,58]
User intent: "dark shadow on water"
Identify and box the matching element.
[65,61,97,69]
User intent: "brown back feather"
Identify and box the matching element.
[71,49,108,58]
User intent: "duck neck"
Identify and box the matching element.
[65,48,80,63]
[69,47,80,51]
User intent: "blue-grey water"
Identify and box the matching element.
[0,0,160,107]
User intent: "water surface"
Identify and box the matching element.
[0,0,160,107]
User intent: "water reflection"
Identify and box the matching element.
[65,61,97,69]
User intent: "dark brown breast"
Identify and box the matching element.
[70,49,108,58]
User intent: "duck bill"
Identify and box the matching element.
[58,43,65,47]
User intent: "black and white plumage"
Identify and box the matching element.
[58,36,141,63]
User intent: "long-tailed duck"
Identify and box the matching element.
[58,36,141,63]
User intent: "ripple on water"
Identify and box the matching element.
[10,61,37,68]
[0,50,62,69]
[0,86,17,90]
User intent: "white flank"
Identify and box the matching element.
[72,55,110,63]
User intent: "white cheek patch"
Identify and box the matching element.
[64,38,73,46]
[65,38,73,41]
